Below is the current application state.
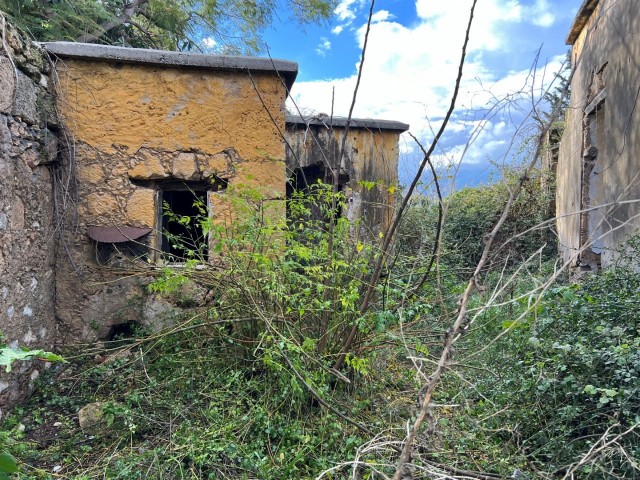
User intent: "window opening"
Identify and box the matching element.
[286,164,349,229]
[130,177,227,263]
[161,188,209,261]
[579,93,606,270]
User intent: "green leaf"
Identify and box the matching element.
[0,452,18,474]
[0,347,66,373]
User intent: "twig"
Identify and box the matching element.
[411,132,444,291]
[333,0,477,372]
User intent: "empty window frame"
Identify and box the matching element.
[155,178,227,262]
[579,91,606,268]
[286,164,349,229]
[160,188,209,261]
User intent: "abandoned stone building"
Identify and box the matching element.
[0,23,407,411]
[557,0,640,270]
[285,115,408,237]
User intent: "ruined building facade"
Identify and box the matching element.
[0,25,407,412]
[557,0,640,270]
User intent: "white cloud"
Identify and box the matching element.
[333,0,366,33]
[524,0,556,27]
[371,10,393,23]
[335,0,359,22]
[289,0,568,173]
[201,37,217,48]
[315,37,332,56]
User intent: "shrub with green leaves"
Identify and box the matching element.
[465,259,640,478]
[441,172,555,274]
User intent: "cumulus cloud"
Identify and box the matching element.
[201,37,217,48]
[335,0,360,22]
[289,0,569,174]
[525,0,556,27]
[371,10,393,23]
[315,37,332,56]
[333,0,366,33]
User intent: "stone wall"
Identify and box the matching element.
[557,0,640,270]
[0,21,59,414]
[285,116,408,237]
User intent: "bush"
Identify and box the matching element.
[440,171,555,274]
[467,256,640,478]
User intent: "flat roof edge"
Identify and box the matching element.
[286,114,409,132]
[566,0,600,45]
[42,42,298,90]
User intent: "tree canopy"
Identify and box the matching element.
[0,0,337,53]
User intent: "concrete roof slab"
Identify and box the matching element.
[286,114,409,132]
[42,42,298,90]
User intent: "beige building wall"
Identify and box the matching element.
[557,0,640,269]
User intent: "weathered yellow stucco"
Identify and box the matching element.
[50,54,291,343]
[57,61,285,159]
[54,59,287,234]
[285,121,405,235]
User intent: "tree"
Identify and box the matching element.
[0,0,337,52]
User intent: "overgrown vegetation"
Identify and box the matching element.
[2,2,638,478]
[2,173,638,478]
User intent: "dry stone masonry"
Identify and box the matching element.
[0,21,59,414]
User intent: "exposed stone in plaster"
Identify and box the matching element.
[126,189,156,226]
[172,152,198,180]
[0,61,16,113]
[12,69,40,125]
[128,150,166,180]
[86,192,121,218]
[78,163,105,184]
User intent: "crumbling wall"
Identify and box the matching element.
[285,117,406,237]
[558,0,640,269]
[0,21,59,414]
[47,51,289,342]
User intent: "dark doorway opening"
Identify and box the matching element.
[161,188,209,261]
[286,164,349,228]
[107,321,139,341]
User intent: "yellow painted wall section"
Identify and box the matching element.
[286,124,400,234]
[52,58,288,253]
[56,60,285,158]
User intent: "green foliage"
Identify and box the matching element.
[439,169,554,274]
[0,339,65,479]
[0,0,337,52]
[0,347,65,373]
[0,452,18,480]
[4,177,639,479]
[453,253,640,478]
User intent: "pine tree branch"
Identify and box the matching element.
[75,0,149,43]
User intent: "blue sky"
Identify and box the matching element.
[259,0,583,188]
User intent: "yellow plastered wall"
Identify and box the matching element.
[54,60,287,234]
